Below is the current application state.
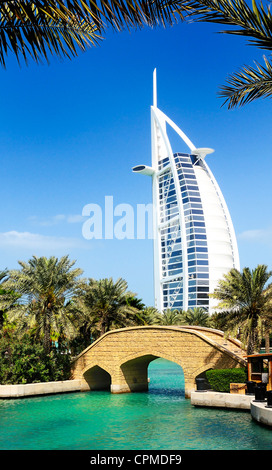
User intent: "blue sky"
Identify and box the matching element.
[0,19,271,307]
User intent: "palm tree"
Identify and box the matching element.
[131,306,183,326]
[180,307,210,327]
[157,308,183,325]
[4,255,83,352]
[209,310,230,331]
[81,277,140,337]
[262,285,272,352]
[0,269,22,330]
[125,295,146,311]
[70,302,99,351]
[211,264,272,354]
[0,269,9,328]
[136,306,163,325]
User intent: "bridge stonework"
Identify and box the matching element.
[71,326,246,398]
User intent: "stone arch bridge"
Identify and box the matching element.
[71,325,246,397]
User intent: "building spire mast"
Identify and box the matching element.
[153,68,157,108]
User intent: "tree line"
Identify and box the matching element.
[0,255,212,357]
[1,255,272,355]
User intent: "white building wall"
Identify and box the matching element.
[194,164,238,310]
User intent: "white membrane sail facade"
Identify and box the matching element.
[133,70,240,312]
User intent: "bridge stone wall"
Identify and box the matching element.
[71,326,246,398]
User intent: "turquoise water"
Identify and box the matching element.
[0,359,272,450]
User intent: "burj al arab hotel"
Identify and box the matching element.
[133,70,240,313]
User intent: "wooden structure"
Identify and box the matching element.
[246,353,272,391]
[229,383,246,394]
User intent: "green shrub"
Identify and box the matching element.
[206,368,247,392]
[0,331,71,384]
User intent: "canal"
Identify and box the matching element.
[0,359,271,450]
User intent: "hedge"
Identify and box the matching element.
[206,368,247,393]
[0,331,71,384]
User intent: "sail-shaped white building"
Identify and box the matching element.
[133,70,240,313]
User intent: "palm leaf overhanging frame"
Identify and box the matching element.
[0,0,182,66]
[0,1,97,66]
[172,0,272,107]
[1,0,272,108]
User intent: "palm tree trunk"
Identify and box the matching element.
[43,328,51,353]
[265,331,270,353]
[247,315,258,355]
[43,309,51,354]
[99,323,106,337]
[247,336,255,355]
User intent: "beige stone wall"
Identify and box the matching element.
[0,380,82,398]
[71,326,246,398]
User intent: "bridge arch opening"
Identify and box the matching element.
[120,354,158,392]
[120,354,185,394]
[83,365,111,391]
[148,358,185,397]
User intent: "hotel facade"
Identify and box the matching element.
[133,70,240,313]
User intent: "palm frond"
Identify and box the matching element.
[178,0,272,51]
[219,56,272,108]
[169,0,272,107]
[0,269,8,283]
[0,1,104,66]
[0,0,184,66]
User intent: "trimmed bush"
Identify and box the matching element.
[206,368,247,392]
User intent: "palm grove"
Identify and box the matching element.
[0,255,272,384]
